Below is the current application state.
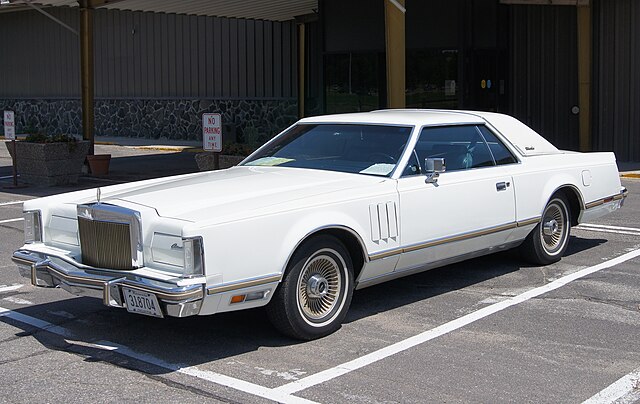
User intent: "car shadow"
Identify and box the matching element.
[0,236,608,376]
[346,235,607,323]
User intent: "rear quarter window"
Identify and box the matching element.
[477,126,518,165]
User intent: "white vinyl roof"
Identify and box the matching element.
[0,0,318,21]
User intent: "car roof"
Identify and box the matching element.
[298,109,487,127]
[297,109,560,156]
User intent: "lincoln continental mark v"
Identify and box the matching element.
[12,110,627,339]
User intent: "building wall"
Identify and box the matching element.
[508,4,579,152]
[593,0,640,161]
[0,7,298,140]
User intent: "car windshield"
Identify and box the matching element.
[242,124,413,177]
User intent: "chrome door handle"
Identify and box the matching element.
[496,182,507,191]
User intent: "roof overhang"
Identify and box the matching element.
[0,0,318,21]
[499,0,589,5]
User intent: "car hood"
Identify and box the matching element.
[102,166,386,223]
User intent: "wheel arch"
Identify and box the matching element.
[284,225,368,282]
[548,184,584,226]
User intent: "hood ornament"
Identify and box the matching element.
[96,187,102,204]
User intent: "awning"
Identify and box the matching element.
[0,0,318,21]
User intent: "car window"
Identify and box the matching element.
[243,124,412,177]
[476,125,518,165]
[402,125,495,176]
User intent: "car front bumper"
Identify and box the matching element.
[12,249,205,318]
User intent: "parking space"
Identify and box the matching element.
[0,152,638,403]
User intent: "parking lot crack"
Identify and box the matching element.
[580,295,640,312]
[536,294,640,312]
[0,348,50,366]
[143,374,241,404]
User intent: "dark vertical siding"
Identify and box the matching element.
[508,5,579,151]
[593,0,640,161]
[0,7,297,100]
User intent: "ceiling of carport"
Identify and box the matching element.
[0,0,318,21]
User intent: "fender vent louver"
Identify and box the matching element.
[369,202,398,242]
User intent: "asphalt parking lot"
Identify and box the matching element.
[0,145,639,403]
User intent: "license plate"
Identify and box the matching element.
[122,287,163,318]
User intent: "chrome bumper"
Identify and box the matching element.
[12,249,204,318]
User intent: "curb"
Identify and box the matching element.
[621,173,640,179]
[132,145,203,152]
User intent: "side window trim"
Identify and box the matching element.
[400,124,501,178]
[474,125,498,166]
[476,124,521,165]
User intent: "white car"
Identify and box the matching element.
[13,110,627,340]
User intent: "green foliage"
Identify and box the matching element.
[23,132,78,152]
[24,132,77,143]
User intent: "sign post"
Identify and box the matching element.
[3,111,19,188]
[202,113,222,170]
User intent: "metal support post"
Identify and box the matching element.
[79,0,95,156]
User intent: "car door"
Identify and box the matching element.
[396,124,517,271]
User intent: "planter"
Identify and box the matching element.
[6,140,90,186]
[195,152,245,171]
[87,154,111,176]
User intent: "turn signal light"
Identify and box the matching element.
[230,295,245,304]
[230,290,271,304]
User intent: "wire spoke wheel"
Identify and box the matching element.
[540,200,567,254]
[297,251,343,323]
[521,194,572,265]
[267,235,354,340]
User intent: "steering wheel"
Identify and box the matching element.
[367,152,396,164]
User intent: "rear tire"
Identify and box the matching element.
[522,194,571,265]
[267,235,354,340]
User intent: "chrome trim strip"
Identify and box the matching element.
[585,188,628,210]
[369,248,403,261]
[368,219,537,261]
[359,240,523,289]
[516,217,541,227]
[207,274,282,295]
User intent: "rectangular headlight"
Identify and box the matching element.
[182,236,204,277]
[24,211,42,243]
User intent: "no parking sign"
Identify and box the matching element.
[3,111,15,140]
[202,113,222,152]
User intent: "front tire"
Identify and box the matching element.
[522,194,571,265]
[267,235,354,340]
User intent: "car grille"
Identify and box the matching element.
[78,217,134,270]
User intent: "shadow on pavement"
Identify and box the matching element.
[0,236,607,377]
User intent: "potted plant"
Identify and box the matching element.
[5,132,90,186]
[86,153,111,176]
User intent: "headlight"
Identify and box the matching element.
[24,211,42,243]
[182,237,204,277]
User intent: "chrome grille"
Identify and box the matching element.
[78,217,134,270]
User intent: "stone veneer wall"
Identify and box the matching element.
[0,99,298,143]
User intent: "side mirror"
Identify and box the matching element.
[425,157,445,184]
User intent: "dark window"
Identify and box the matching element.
[244,124,412,177]
[477,126,518,165]
[403,125,495,176]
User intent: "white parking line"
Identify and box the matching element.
[0,306,316,404]
[1,250,639,402]
[0,218,23,224]
[576,223,640,236]
[582,366,640,404]
[0,200,28,206]
[575,227,640,237]
[275,247,640,395]
[0,284,23,293]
